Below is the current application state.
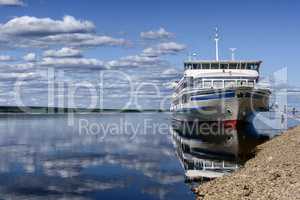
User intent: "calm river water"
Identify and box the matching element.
[0,111,298,200]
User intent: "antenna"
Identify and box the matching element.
[214,27,220,61]
[229,48,237,60]
[192,53,197,60]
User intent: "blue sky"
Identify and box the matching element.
[0,0,299,108]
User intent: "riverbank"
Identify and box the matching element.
[195,126,300,200]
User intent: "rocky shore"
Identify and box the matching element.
[195,126,300,200]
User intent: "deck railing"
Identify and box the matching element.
[174,79,257,95]
[193,79,256,89]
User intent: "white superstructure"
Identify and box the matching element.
[171,29,271,125]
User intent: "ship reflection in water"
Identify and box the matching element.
[170,119,270,182]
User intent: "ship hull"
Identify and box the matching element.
[171,87,270,124]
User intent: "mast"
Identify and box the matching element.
[214,27,220,61]
[229,48,237,60]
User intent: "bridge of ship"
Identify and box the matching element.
[175,60,262,92]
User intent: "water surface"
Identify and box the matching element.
[0,110,298,200]
[0,113,193,200]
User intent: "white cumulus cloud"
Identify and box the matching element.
[0,0,24,6]
[162,68,180,76]
[43,47,82,58]
[23,53,36,62]
[140,28,173,40]
[0,16,129,49]
[40,57,106,69]
[142,42,186,57]
[0,15,95,36]
[0,72,38,80]
[0,55,14,61]
[42,33,128,47]
[105,55,161,68]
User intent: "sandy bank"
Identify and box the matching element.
[195,126,300,200]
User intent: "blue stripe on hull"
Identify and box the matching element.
[191,92,235,101]
[176,106,217,113]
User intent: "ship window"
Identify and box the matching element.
[203,81,212,88]
[229,63,237,69]
[248,80,255,87]
[224,80,236,87]
[246,63,252,70]
[187,63,192,69]
[237,80,247,86]
[237,93,244,98]
[192,63,198,69]
[253,64,259,70]
[241,63,246,69]
[202,64,210,69]
[251,63,259,70]
[193,78,203,88]
[186,77,194,87]
[213,80,223,88]
[211,63,219,69]
[220,63,228,69]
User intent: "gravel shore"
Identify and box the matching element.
[195,126,300,200]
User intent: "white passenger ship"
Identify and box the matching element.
[171,29,271,127]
